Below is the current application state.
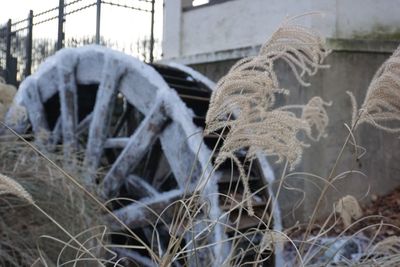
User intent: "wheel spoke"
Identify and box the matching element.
[159,122,203,189]
[76,112,92,135]
[103,137,129,149]
[58,55,79,164]
[108,189,183,230]
[84,56,126,186]
[125,174,158,198]
[48,117,62,150]
[23,78,50,148]
[103,101,169,198]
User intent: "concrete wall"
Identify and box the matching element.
[163,0,400,62]
[161,0,400,225]
[188,40,400,225]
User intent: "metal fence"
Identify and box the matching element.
[0,0,157,85]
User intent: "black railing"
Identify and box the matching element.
[0,0,157,86]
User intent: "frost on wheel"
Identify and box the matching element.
[1,46,273,266]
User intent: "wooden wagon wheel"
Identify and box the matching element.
[2,46,276,266]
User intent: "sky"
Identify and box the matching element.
[0,0,163,54]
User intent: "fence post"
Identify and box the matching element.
[95,0,101,44]
[57,0,65,50]
[149,0,155,63]
[5,19,12,83]
[25,10,33,78]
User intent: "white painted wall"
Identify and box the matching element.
[162,0,400,61]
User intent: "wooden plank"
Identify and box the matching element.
[48,117,62,150]
[103,137,129,149]
[23,78,51,148]
[108,189,182,230]
[76,112,92,135]
[159,122,203,189]
[83,56,126,186]
[125,174,159,198]
[103,101,169,198]
[58,56,79,164]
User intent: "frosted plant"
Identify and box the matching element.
[353,45,400,132]
[301,97,332,141]
[0,173,34,204]
[334,195,362,228]
[205,16,330,213]
[0,78,17,121]
[215,108,311,169]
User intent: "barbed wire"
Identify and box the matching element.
[65,2,97,16]
[65,0,86,8]
[101,1,151,12]
[7,0,151,29]
[34,6,59,18]
[34,0,85,18]
[132,0,153,3]
[33,15,59,27]
[11,18,29,27]
[13,26,29,33]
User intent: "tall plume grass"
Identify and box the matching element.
[1,16,400,267]
[205,16,330,214]
[349,46,400,131]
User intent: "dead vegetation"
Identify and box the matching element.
[0,14,400,267]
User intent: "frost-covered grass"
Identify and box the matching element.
[1,14,400,267]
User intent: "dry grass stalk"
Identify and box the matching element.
[0,78,17,121]
[0,140,103,266]
[205,16,330,214]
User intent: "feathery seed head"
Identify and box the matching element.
[356,45,400,133]
[0,173,34,204]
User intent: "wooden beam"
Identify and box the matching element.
[84,56,126,186]
[23,78,51,148]
[103,137,129,149]
[159,122,203,189]
[125,174,158,198]
[58,56,79,164]
[76,112,92,135]
[103,101,169,198]
[108,189,182,230]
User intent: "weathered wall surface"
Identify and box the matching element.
[162,0,400,225]
[163,0,400,61]
[188,41,400,225]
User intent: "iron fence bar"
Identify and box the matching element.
[57,0,65,50]
[5,19,11,83]
[149,0,155,63]
[25,10,33,78]
[101,1,151,12]
[96,0,101,44]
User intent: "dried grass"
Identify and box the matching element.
[205,15,330,215]
[352,45,400,132]
[335,195,363,228]
[0,78,17,121]
[0,140,103,266]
